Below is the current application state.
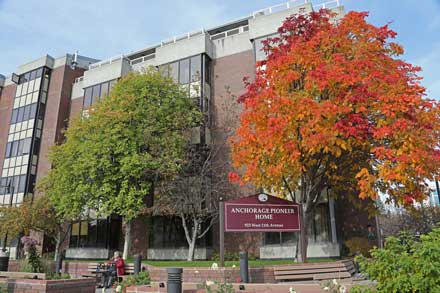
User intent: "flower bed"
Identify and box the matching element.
[0,278,95,293]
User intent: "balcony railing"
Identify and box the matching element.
[210,25,249,41]
[252,0,340,18]
[160,29,205,47]
[130,53,156,65]
[88,54,125,70]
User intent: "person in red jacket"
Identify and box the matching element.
[106,251,125,288]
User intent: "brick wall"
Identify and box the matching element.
[0,84,16,179]
[36,65,85,182]
[0,278,95,293]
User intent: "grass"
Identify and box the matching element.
[65,258,338,267]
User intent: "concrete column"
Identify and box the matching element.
[329,198,337,244]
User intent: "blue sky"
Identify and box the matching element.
[0,0,439,99]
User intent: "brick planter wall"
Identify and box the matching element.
[0,278,95,293]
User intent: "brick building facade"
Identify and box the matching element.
[0,1,376,260]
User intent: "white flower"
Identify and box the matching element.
[206,280,214,287]
[339,285,347,293]
[115,285,122,292]
[332,279,338,285]
[289,287,296,293]
[211,262,218,270]
[195,270,199,274]
[323,287,329,291]
[232,265,236,268]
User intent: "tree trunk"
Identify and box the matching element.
[187,220,199,261]
[298,203,309,263]
[54,231,62,273]
[122,219,131,260]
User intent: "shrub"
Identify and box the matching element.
[21,236,43,273]
[211,252,257,261]
[344,237,374,257]
[114,271,150,293]
[356,227,440,292]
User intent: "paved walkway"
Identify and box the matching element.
[96,287,113,293]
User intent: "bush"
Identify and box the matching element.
[21,236,43,273]
[46,273,71,280]
[344,237,374,257]
[356,227,440,292]
[211,252,257,261]
[114,271,150,293]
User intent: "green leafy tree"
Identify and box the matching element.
[0,196,71,266]
[356,227,440,292]
[39,70,200,259]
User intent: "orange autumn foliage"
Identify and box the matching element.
[230,10,440,207]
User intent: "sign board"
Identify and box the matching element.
[224,193,300,232]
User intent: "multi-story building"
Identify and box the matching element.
[1,0,374,260]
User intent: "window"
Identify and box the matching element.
[18,175,26,193]
[84,88,93,107]
[204,56,211,84]
[179,59,190,84]
[82,80,117,109]
[29,103,37,118]
[169,62,179,83]
[100,82,109,97]
[91,84,101,104]
[190,56,201,82]
[5,142,12,158]
[23,138,32,155]
[11,109,18,124]
[69,217,118,248]
[17,107,24,123]
[23,105,31,121]
[11,141,18,158]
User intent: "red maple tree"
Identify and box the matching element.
[230,9,440,261]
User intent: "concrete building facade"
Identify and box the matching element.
[0,1,374,260]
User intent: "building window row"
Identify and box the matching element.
[4,138,32,159]
[18,68,44,84]
[10,103,38,124]
[70,217,121,249]
[83,79,117,108]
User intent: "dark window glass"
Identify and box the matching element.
[179,59,190,84]
[169,62,179,83]
[11,109,18,123]
[27,175,36,194]
[0,178,6,195]
[23,138,32,155]
[35,68,43,79]
[101,82,109,97]
[190,56,201,82]
[29,70,36,81]
[33,139,40,155]
[84,88,93,107]
[204,57,211,84]
[87,219,97,247]
[17,139,24,156]
[37,104,45,121]
[18,175,26,193]
[29,103,37,118]
[96,219,108,247]
[5,142,12,158]
[91,84,101,104]
[23,105,31,121]
[24,72,30,83]
[11,141,18,157]
[17,107,24,122]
